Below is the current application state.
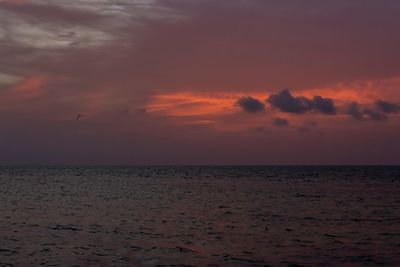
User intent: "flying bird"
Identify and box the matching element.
[76,114,84,120]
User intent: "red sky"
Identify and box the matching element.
[1,0,400,165]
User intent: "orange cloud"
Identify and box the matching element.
[148,76,400,117]
[12,75,48,98]
[145,91,269,117]
[144,76,400,131]
[302,78,400,104]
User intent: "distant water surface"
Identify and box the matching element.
[0,166,399,266]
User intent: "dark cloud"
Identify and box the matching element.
[267,89,336,115]
[272,117,289,127]
[346,102,364,120]
[376,100,400,114]
[298,120,318,133]
[237,96,265,113]
[312,95,337,114]
[363,108,388,121]
[267,89,312,114]
[347,102,388,121]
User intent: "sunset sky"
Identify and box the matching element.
[1,0,400,165]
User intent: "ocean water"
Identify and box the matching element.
[0,166,399,267]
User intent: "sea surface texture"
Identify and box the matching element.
[0,166,399,267]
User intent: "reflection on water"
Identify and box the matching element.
[0,166,399,266]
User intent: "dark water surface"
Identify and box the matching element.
[0,166,399,266]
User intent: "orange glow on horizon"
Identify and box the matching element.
[145,92,267,117]
[146,77,400,119]
[142,77,400,132]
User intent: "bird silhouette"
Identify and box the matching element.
[76,114,84,120]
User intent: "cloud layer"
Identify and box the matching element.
[1,1,400,164]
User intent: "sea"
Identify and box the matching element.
[0,166,399,267]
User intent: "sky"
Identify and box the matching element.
[1,0,400,165]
